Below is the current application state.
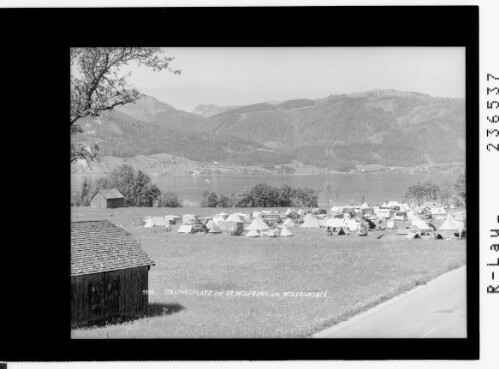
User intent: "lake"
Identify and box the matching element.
[71,172,459,207]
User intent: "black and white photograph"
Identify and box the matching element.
[70,46,468,339]
[6,1,499,366]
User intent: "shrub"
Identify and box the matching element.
[159,192,182,207]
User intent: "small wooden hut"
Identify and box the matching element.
[71,220,155,327]
[90,189,125,208]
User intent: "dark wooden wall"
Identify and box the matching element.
[90,194,124,208]
[71,266,149,327]
[107,198,124,208]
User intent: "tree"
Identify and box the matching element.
[438,180,453,205]
[159,192,182,207]
[109,163,136,206]
[70,47,180,163]
[454,173,466,205]
[201,191,219,208]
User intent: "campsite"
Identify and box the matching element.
[71,204,466,338]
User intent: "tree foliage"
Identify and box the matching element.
[70,47,180,163]
[159,192,182,207]
[453,173,466,205]
[200,184,319,208]
[72,163,173,207]
[404,176,466,206]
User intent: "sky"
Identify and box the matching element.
[123,47,465,112]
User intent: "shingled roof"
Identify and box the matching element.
[71,220,155,276]
[94,188,124,200]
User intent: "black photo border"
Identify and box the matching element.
[0,5,479,361]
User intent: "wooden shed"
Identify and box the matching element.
[71,220,155,327]
[90,188,125,208]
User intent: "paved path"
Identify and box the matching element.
[313,266,467,338]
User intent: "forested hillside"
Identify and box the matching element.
[79,89,465,170]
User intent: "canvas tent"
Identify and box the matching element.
[218,221,244,234]
[401,203,411,211]
[226,213,243,222]
[405,231,421,239]
[412,218,432,231]
[280,226,294,237]
[144,216,170,228]
[330,206,343,213]
[178,224,194,234]
[205,220,216,230]
[406,211,418,221]
[386,220,397,229]
[235,213,251,222]
[212,215,226,224]
[245,230,260,238]
[337,227,350,235]
[301,213,320,228]
[435,231,451,240]
[182,214,198,225]
[430,207,447,216]
[282,218,296,227]
[208,226,222,234]
[439,217,465,231]
[165,215,180,224]
[346,218,360,231]
[326,218,345,229]
[246,217,270,231]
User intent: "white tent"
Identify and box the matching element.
[346,218,360,231]
[439,217,465,231]
[386,220,397,229]
[246,217,270,231]
[144,216,170,228]
[301,213,320,228]
[165,215,180,223]
[317,218,327,227]
[330,206,343,213]
[337,227,350,235]
[178,224,194,234]
[430,207,447,216]
[182,214,198,225]
[360,202,369,209]
[212,215,226,224]
[251,211,262,219]
[280,226,294,237]
[208,226,222,234]
[282,218,296,227]
[406,231,421,239]
[406,211,418,221]
[326,218,345,228]
[412,218,432,231]
[216,212,229,220]
[245,229,260,238]
[226,213,243,222]
[205,220,216,229]
[235,213,251,222]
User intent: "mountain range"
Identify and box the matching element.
[77,89,465,171]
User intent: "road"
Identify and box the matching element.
[313,266,467,338]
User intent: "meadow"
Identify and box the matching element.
[71,207,466,338]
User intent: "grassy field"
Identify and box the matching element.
[71,207,466,338]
